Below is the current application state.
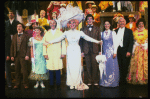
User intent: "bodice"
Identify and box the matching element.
[65,30,81,46]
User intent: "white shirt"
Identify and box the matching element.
[101,29,118,54]
[9,18,14,25]
[51,29,56,35]
[18,32,23,35]
[87,25,93,31]
[116,27,125,47]
[129,23,133,29]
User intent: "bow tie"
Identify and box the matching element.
[105,32,108,35]
[88,25,93,28]
[18,34,23,37]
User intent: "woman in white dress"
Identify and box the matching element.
[43,19,101,90]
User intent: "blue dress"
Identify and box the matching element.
[29,37,48,81]
[99,31,119,87]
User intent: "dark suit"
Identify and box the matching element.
[5,19,20,36]
[10,32,30,86]
[79,26,101,84]
[5,19,19,87]
[115,27,134,84]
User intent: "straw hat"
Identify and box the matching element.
[85,1,95,4]
[128,14,135,19]
[91,4,97,8]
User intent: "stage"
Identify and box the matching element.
[5,70,148,98]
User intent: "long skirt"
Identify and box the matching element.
[127,46,148,84]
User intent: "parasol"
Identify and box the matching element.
[95,40,107,80]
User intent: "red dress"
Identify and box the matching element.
[47,3,61,20]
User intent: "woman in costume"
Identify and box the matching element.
[84,1,95,17]
[125,14,137,32]
[43,4,101,90]
[91,5,100,27]
[44,19,101,90]
[25,15,39,37]
[127,18,148,85]
[28,26,48,88]
[100,20,119,87]
[47,1,61,20]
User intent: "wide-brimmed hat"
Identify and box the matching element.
[59,4,84,28]
[91,4,97,8]
[26,14,39,26]
[85,1,95,4]
[61,13,84,28]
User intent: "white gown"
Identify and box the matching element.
[48,29,99,90]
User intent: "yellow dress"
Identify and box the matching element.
[38,18,49,31]
[43,29,66,70]
[127,29,148,84]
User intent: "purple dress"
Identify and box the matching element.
[99,31,119,87]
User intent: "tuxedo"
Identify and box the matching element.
[10,32,30,86]
[79,25,101,84]
[115,27,134,84]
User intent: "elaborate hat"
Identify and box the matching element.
[113,13,124,22]
[26,14,39,26]
[58,4,84,28]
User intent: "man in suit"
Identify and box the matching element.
[115,18,134,85]
[10,23,30,89]
[79,14,101,86]
[5,10,20,40]
[5,10,20,89]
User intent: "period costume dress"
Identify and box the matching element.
[28,37,48,81]
[100,30,119,87]
[125,14,137,32]
[84,1,95,16]
[46,29,100,90]
[127,29,148,84]
[47,1,61,20]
